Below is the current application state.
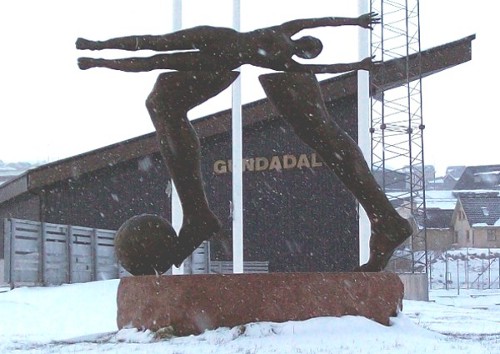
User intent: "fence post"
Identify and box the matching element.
[68,225,74,283]
[488,248,491,289]
[65,225,71,284]
[465,248,469,289]
[4,219,12,286]
[429,253,432,290]
[445,253,448,290]
[91,228,97,281]
[38,221,45,286]
[456,259,460,296]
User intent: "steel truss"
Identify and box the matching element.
[370,0,428,273]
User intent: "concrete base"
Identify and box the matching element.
[398,273,429,301]
[117,272,404,336]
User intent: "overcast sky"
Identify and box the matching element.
[0,0,497,176]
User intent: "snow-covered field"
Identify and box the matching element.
[0,279,499,353]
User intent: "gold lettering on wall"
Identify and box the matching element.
[283,155,297,169]
[255,157,269,171]
[296,154,310,169]
[244,158,255,172]
[311,153,323,167]
[269,156,283,171]
[213,153,324,175]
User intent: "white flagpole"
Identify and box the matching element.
[171,0,184,275]
[358,0,371,266]
[232,0,244,274]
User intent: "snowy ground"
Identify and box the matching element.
[0,279,499,353]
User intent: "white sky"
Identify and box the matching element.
[0,0,497,176]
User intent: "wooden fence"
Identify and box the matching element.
[4,218,118,286]
[3,218,269,287]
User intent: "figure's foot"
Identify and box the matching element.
[76,38,100,50]
[172,210,222,267]
[354,215,413,272]
[77,57,97,70]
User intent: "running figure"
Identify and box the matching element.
[77,12,379,73]
[76,12,412,271]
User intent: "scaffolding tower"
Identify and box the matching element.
[370,0,428,273]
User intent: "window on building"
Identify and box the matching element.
[466,230,470,242]
[487,229,497,241]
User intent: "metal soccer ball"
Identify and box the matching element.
[115,214,178,276]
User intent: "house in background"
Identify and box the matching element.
[418,165,500,250]
[426,165,465,190]
[373,169,407,191]
[454,165,500,190]
[424,208,455,251]
[451,192,500,248]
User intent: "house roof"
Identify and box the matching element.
[446,166,466,180]
[425,208,454,228]
[459,194,500,226]
[0,35,476,205]
[454,164,500,190]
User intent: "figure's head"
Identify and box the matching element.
[294,36,323,59]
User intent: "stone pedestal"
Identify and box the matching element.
[117,272,403,336]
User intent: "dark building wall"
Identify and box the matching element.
[0,193,41,259]
[42,154,172,230]
[3,94,359,271]
[201,95,359,272]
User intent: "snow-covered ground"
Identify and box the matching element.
[0,279,499,353]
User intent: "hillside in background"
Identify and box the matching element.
[0,160,43,185]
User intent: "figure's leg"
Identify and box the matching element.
[76,26,237,51]
[78,52,220,72]
[146,71,239,266]
[259,72,412,272]
[76,34,171,51]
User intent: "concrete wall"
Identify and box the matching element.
[398,273,429,301]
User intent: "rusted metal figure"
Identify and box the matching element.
[77,12,411,271]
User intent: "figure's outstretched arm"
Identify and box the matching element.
[280,12,380,34]
[288,56,378,74]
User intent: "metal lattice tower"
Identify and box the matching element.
[370,0,428,273]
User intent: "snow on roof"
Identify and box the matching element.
[422,190,457,210]
[460,194,500,226]
[474,170,500,176]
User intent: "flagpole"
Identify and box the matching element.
[232,0,244,274]
[358,0,371,266]
[171,0,184,275]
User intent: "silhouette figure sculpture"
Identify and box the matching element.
[77,12,411,271]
